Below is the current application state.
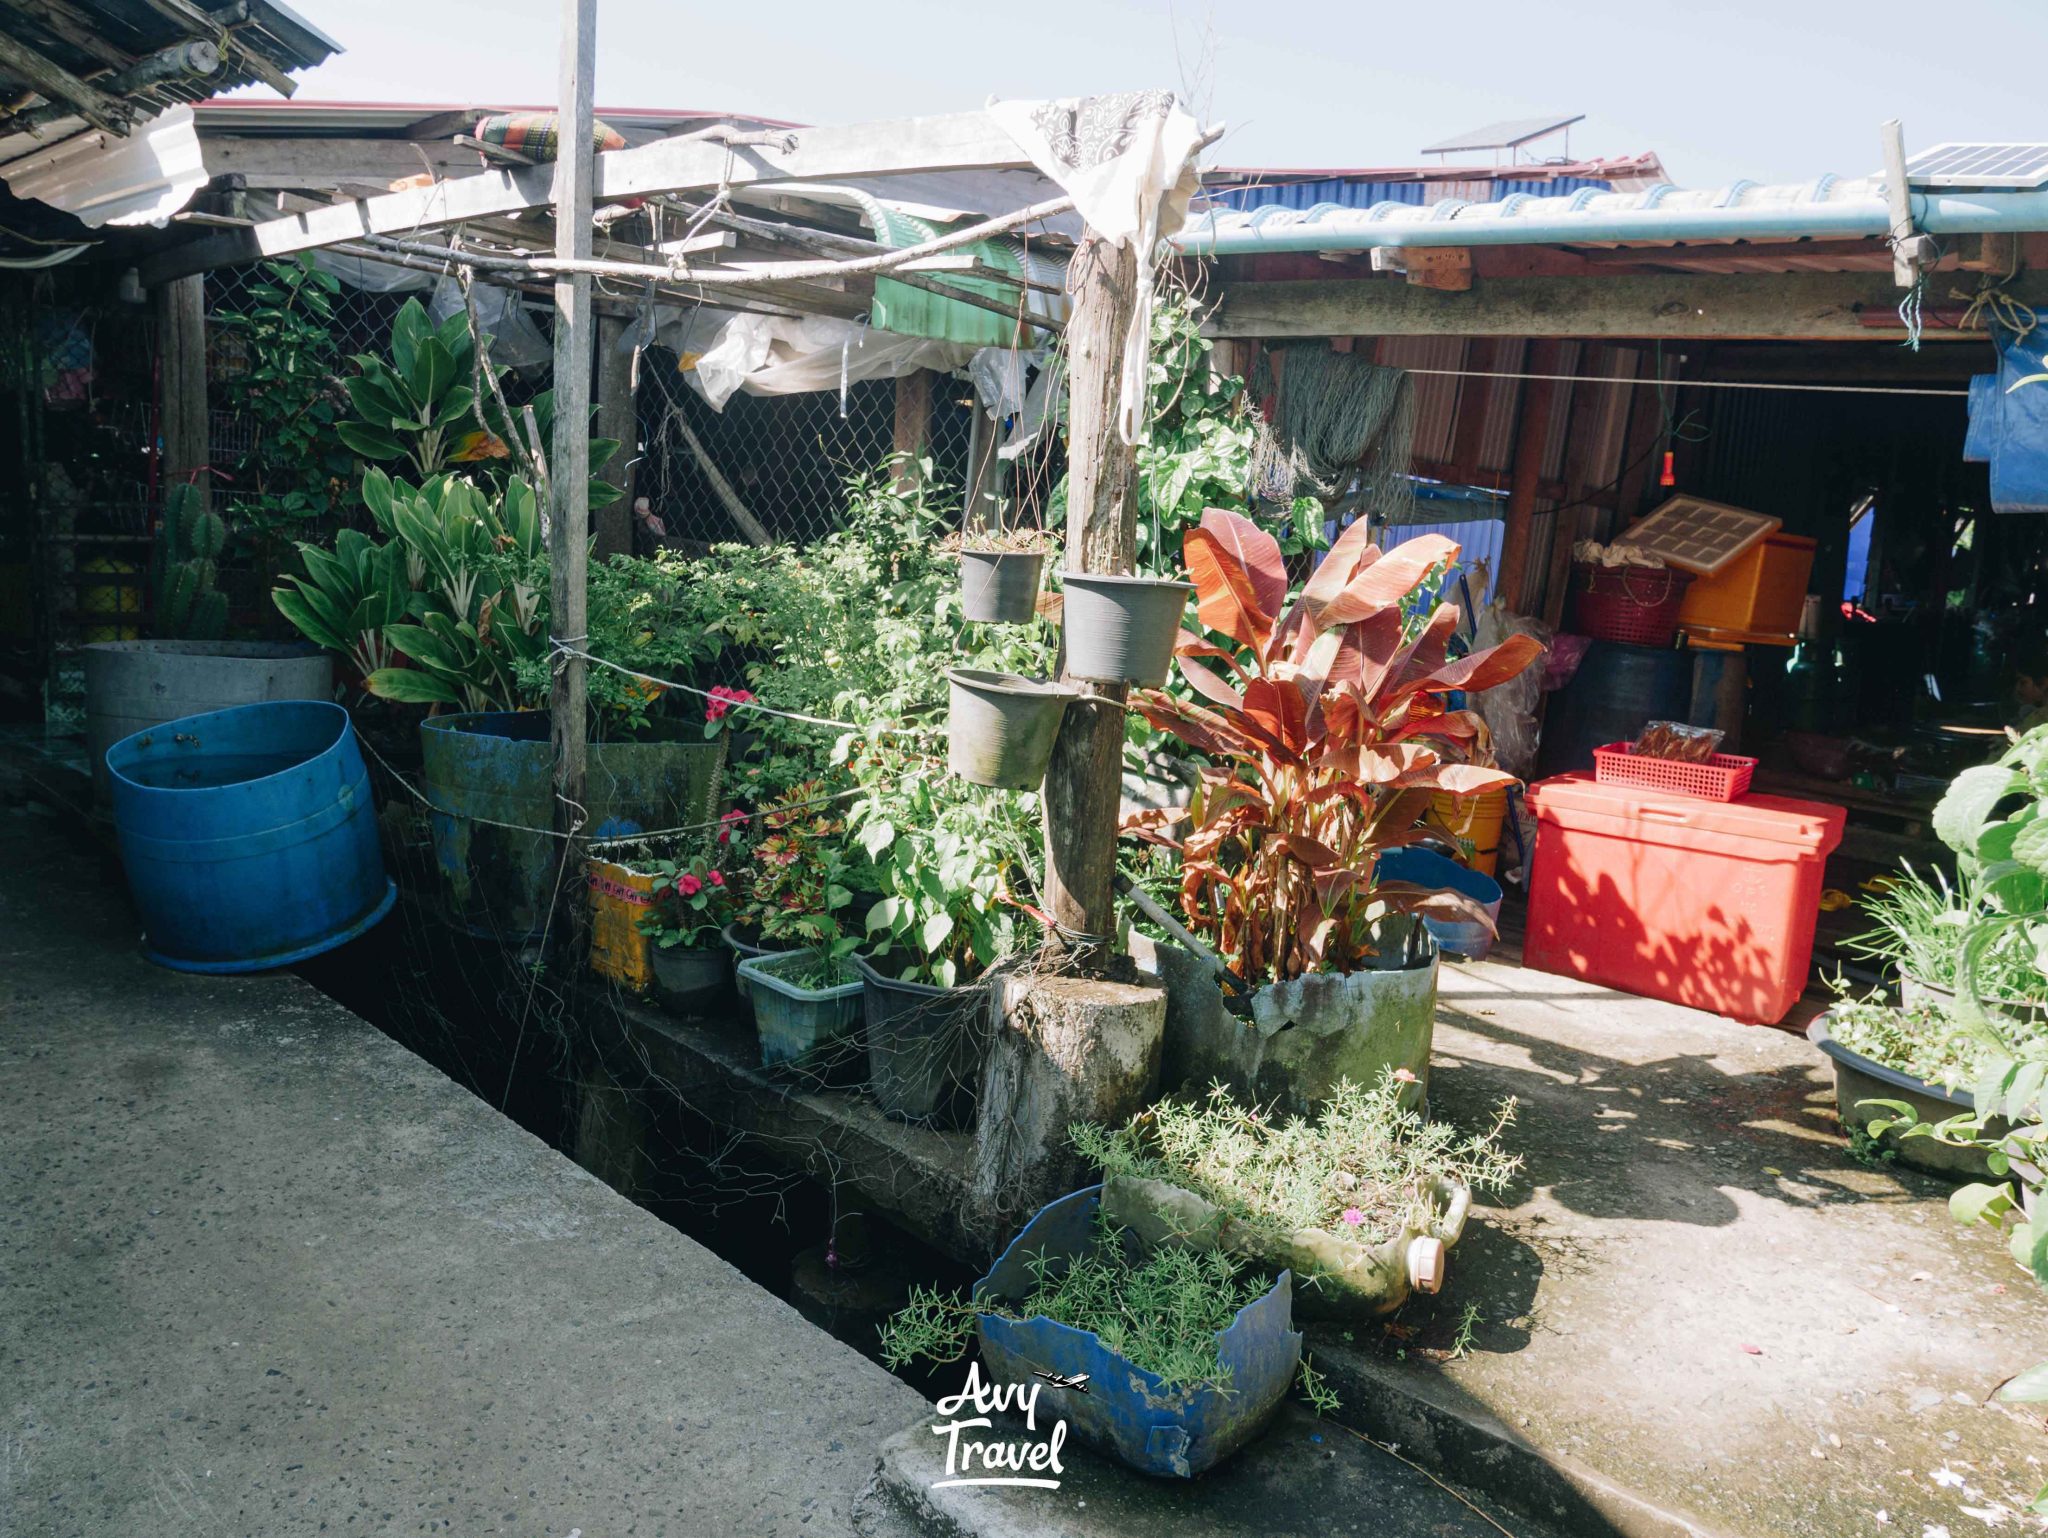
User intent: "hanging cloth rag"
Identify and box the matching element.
[987,92,1206,445]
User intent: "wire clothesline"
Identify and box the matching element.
[553,642,935,738]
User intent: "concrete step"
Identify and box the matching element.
[853,1400,1558,1538]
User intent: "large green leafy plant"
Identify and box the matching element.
[215,257,353,536]
[1933,724,2048,1030]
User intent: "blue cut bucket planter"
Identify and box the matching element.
[1378,846,1503,961]
[106,700,395,973]
[972,1185,1300,1479]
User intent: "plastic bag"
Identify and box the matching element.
[1632,720,1723,762]
[1470,600,1551,780]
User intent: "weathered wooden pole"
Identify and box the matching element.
[548,0,596,915]
[156,275,209,509]
[1039,230,1140,966]
[592,311,635,558]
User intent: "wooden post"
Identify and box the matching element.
[592,312,635,558]
[548,0,596,932]
[891,368,931,485]
[1040,232,1140,966]
[1497,338,1564,613]
[156,275,209,509]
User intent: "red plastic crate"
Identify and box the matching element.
[1593,743,1757,802]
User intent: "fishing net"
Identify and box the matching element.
[1250,343,1416,524]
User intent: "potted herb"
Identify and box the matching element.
[1126,510,1541,1114]
[637,852,739,1014]
[879,1186,1322,1477]
[944,667,1077,790]
[845,751,1033,1128]
[1846,862,2048,1024]
[737,946,864,1068]
[942,526,1059,625]
[1074,1074,1520,1318]
[725,782,857,1003]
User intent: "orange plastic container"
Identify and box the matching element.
[1522,773,1844,1024]
[1676,532,1816,638]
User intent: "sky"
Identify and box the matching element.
[267,0,2048,191]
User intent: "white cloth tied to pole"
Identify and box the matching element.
[987,91,1206,444]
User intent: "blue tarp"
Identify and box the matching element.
[1964,324,2048,514]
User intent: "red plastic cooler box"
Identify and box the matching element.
[1523,773,1845,1024]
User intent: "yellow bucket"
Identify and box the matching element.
[1430,788,1509,878]
[586,857,657,992]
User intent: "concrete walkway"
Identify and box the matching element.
[0,789,926,1537]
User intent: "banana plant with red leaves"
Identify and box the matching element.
[1124,508,1544,985]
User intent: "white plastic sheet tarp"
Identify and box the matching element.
[666,308,967,410]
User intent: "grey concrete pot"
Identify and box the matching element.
[944,668,1077,790]
[1134,934,1438,1117]
[82,640,332,802]
[1061,572,1194,687]
[957,548,1045,623]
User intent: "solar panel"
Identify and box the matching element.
[1421,115,1585,155]
[1900,143,2048,189]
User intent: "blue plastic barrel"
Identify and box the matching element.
[1378,846,1504,961]
[106,700,395,973]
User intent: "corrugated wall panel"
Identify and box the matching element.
[1379,335,1465,463]
[1539,341,1582,482]
[1476,340,1526,474]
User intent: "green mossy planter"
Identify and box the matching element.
[740,948,863,1068]
[650,943,728,1016]
[421,712,725,939]
[1135,935,1438,1117]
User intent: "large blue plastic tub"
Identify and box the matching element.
[1378,846,1503,960]
[106,700,395,973]
[973,1186,1299,1478]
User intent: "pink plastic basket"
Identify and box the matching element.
[1592,743,1757,802]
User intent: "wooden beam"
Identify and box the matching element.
[592,312,635,559]
[226,109,1044,262]
[0,24,130,132]
[891,369,930,485]
[198,136,480,190]
[1040,232,1140,968]
[1203,271,2048,341]
[548,0,595,956]
[155,274,207,508]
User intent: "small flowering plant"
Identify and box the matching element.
[638,851,738,951]
[702,684,755,738]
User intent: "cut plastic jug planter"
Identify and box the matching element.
[419,712,725,940]
[650,943,729,1016]
[1135,935,1438,1118]
[84,640,333,803]
[974,1186,1300,1479]
[106,700,394,973]
[853,954,991,1130]
[1101,1171,1468,1319]
[738,949,863,1068]
[1806,1013,1996,1180]
[1060,573,1194,687]
[945,668,1078,790]
[958,548,1046,624]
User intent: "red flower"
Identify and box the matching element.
[704,685,756,723]
[708,870,725,887]
[677,873,703,897]
[717,807,748,845]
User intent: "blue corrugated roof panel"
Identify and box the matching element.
[1205,175,1613,214]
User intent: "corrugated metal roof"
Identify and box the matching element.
[1174,172,2048,251]
[1201,174,1614,214]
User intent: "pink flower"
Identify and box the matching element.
[677,873,703,897]
[708,870,725,887]
[704,685,756,723]
[1341,1207,1365,1227]
[717,808,748,845]
[1392,1068,1418,1085]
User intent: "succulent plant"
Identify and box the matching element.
[150,484,229,640]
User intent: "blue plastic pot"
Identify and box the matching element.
[1378,846,1503,960]
[972,1186,1300,1478]
[106,700,394,973]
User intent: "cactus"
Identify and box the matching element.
[151,484,231,640]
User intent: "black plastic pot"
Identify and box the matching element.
[1807,1012,1997,1179]
[1900,971,2048,1029]
[853,953,991,1130]
[945,668,1077,790]
[958,548,1046,624]
[1060,572,1194,687]
[650,944,728,1016]
[723,921,791,1004]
